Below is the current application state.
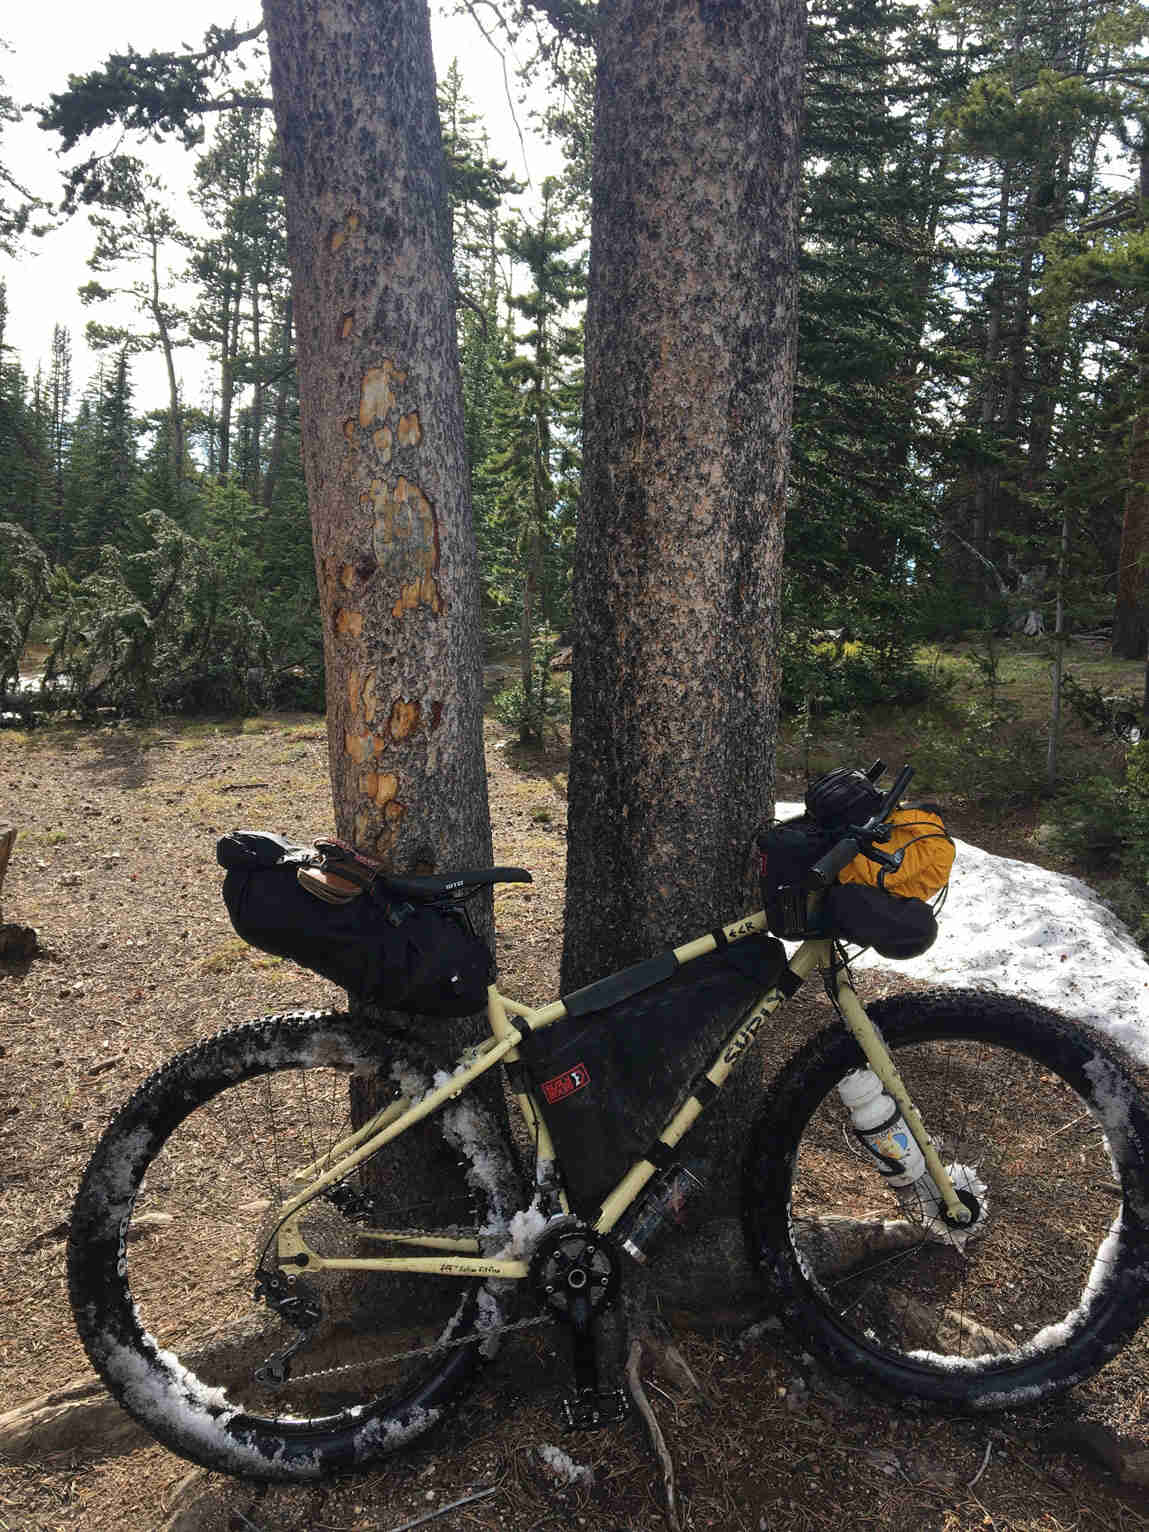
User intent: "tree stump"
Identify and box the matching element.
[0,822,39,964]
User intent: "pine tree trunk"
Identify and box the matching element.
[1113,134,1149,662]
[262,297,294,510]
[263,0,491,889]
[1114,328,1149,661]
[218,273,239,482]
[563,0,805,1218]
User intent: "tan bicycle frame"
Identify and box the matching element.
[270,911,967,1276]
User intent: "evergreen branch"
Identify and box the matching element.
[186,21,266,64]
[515,0,598,41]
[456,287,491,339]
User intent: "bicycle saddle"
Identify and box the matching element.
[379,866,533,901]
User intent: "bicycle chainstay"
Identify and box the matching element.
[257,1211,556,1387]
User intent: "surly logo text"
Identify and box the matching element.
[723,1007,770,1065]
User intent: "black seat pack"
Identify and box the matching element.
[518,932,787,1216]
[216,831,493,1016]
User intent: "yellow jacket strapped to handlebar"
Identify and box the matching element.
[839,808,955,901]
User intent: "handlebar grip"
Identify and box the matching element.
[873,763,914,824]
[804,836,861,892]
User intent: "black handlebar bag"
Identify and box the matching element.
[216,831,493,1017]
[756,816,838,939]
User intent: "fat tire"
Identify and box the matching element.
[68,1010,517,1479]
[741,988,1149,1408]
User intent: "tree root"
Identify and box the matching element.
[624,1332,704,1532]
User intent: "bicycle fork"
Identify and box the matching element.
[826,957,972,1227]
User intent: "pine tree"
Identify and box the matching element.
[483,179,584,738]
[79,158,189,495]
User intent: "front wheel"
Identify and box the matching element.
[742,989,1149,1408]
[68,1011,520,1480]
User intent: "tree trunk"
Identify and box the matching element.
[149,222,184,488]
[218,271,239,482]
[262,0,491,888]
[1114,354,1149,661]
[261,296,294,510]
[562,0,805,1212]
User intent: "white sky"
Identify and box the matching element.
[0,3,561,407]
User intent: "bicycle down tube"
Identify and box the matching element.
[266,914,967,1280]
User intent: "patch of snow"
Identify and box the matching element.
[775,806,1149,1071]
[537,1443,595,1488]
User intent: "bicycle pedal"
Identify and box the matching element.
[561,1386,629,1432]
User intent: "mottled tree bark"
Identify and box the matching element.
[262,0,491,884]
[562,0,805,1230]
[563,0,805,987]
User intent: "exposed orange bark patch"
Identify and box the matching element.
[339,312,354,339]
[339,563,356,590]
[373,426,393,464]
[397,411,422,448]
[335,608,363,638]
[359,360,407,428]
[328,211,363,255]
[370,476,443,618]
[392,574,444,619]
[389,699,421,741]
[343,418,357,443]
[369,772,404,808]
[362,673,378,723]
[348,670,363,715]
[344,730,372,764]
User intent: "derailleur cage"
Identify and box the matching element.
[252,1267,322,1388]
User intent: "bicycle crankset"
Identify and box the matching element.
[528,1219,628,1430]
[529,1217,621,1320]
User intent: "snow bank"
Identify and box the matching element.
[775,806,1149,1070]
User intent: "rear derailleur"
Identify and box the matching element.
[529,1217,629,1430]
[252,1266,322,1388]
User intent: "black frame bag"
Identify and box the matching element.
[519,932,786,1215]
[217,831,493,1017]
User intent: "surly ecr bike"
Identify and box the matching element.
[67,764,1149,1482]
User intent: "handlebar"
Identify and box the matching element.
[802,763,915,893]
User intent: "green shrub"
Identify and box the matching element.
[780,635,944,715]
[1048,744,1149,949]
[913,701,1049,806]
[492,643,570,745]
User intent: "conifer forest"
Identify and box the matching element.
[1,0,1148,736]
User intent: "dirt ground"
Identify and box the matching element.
[1,711,1148,1532]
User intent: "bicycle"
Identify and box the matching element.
[67,762,1149,1482]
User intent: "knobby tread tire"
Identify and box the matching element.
[741,988,1149,1409]
[67,1010,516,1480]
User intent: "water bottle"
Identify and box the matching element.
[616,1160,708,1265]
[836,1069,939,1215]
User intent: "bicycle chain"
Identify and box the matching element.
[284,1309,555,1386]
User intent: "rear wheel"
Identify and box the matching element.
[68,1011,519,1479]
[742,989,1149,1407]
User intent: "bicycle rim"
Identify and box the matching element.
[69,1013,518,1477]
[744,991,1149,1405]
